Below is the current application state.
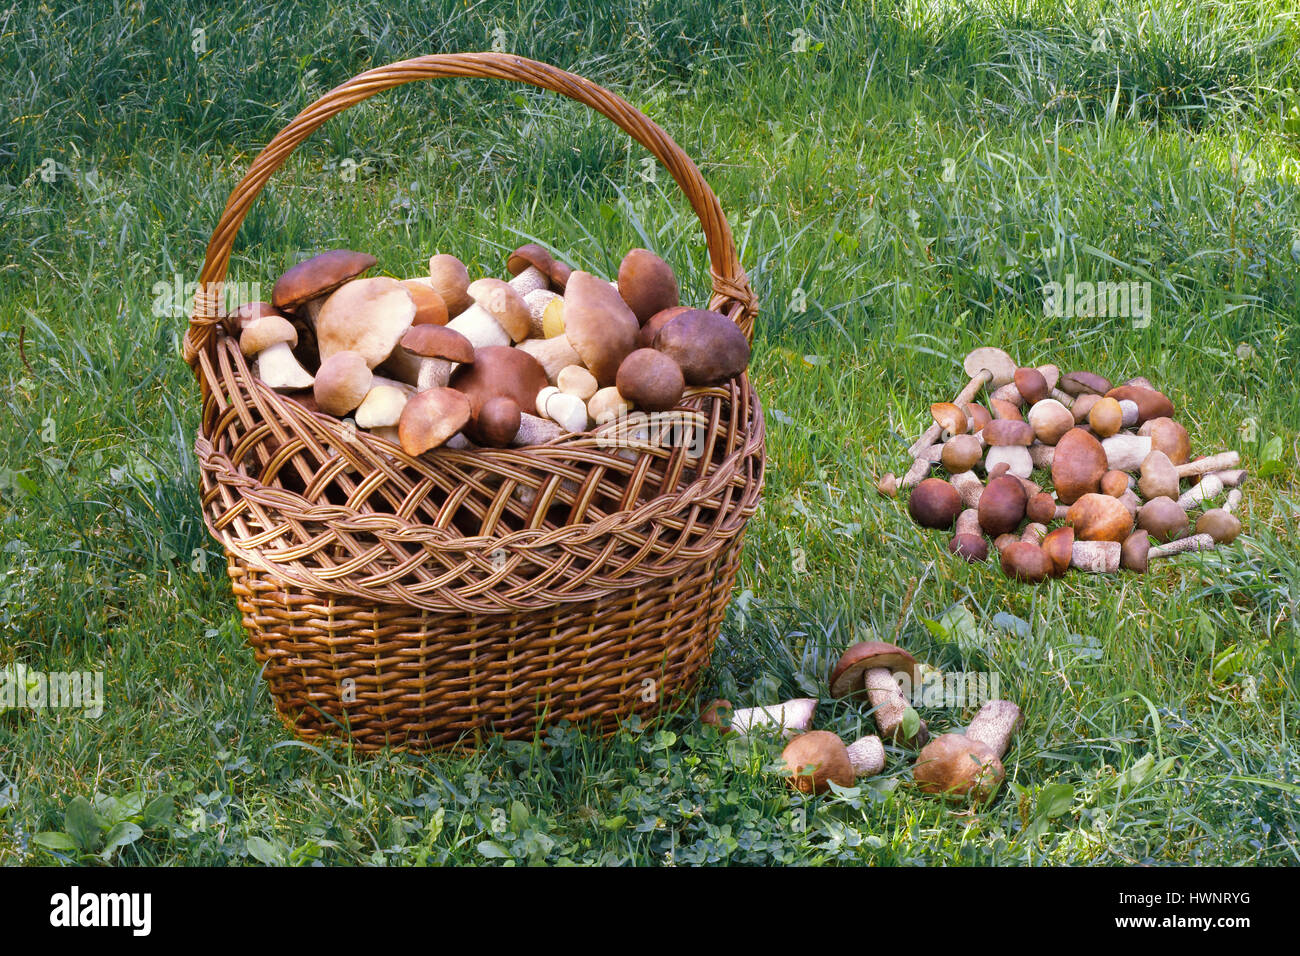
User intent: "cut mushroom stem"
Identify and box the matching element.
[511,412,564,446]
[1176,452,1239,478]
[846,736,886,777]
[1213,469,1247,489]
[1223,488,1243,515]
[1070,540,1121,572]
[964,700,1023,761]
[727,698,818,737]
[1149,533,1216,559]
[536,387,589,433]
[255,340,314,390]
[1178,473,1225,510]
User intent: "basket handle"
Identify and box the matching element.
[184,52,756,372]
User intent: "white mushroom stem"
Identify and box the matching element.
[1118,400,1140,428]
[728,698,817,737]
[950,471,984,509]
[516,334,582,384]
[522,288,560,338]
[985,445,1033,479]
[1102,434,1152,472]
[846,736,886,777]
[865,667,926,744]
[1178,473,1225,510]
[415,357,455,391]
[1223,488,1243,515]
[445,433,473,450]
[537,388,589,433]
[955,508,981,537]
[965,700,1022,760]
[255,341,315,390]
[511,412,564,446]
[1176,452,1239,478]
[1021,523,1047,545]
[1070,540,1121,573]
[1149,533,1216,559]
[1050,388,1074,408]
[1029,443,1055,469]
[509,265,548,298]
[1213,469,1248,489]
[446,304,510,350]
[900,456,932,490]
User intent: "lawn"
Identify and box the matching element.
[0,0,1297,865]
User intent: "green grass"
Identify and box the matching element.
[1,0,1298,865]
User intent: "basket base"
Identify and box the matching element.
[228,541,742,752]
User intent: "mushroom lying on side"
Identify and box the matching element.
[782,732,855,795]
[315,276,416,369]
[445,278,530,351]
[913,700,1023,803]
[829,641,928,747]
[272,249,377,325]
[701,698,818,737]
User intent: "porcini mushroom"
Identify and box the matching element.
[427,253,472,317]
[272,249,377,324]
[240,314,314,391]
[523,271,639,386]
[653,308,751,386]
[445,278,530,350]
[1138,450,1179,501]
[354,384,409,443]
[1052,428,1108,504]
[907,347,1015,457]
[978,474,1027,536]
[316,276,417,369]
[397,386,472,455]
[617,248,679,325]
[313,350,373,416]
[782,731,855,795]
[828,641,927,746]
[399,324,475,391]
[1027,399,1073,445]
[1066,493,1134,542]
[616,348,685,412]
[910,478,962,529]
[1138,417,1190,464]
[1137,496,1190,543]
[913,700,1022,803]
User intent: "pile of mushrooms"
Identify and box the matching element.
[702,640,1022,804]
[879,348,1247,582]
[226,244,751,456]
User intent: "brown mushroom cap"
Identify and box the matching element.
[1121,529,1151,572]
[1071,392,1102,424]
[1052,428,1108,504]
[1027,399,1073,445]
[313,350,373,416]
[978,475,1028,536]
[963,347,1016,387]
[989,398,1023,421]
[1137,449,1179,501]
[397,386,472,455]
[931,402,967,437]
[964,403,993,433]
[1000,541,1054,582]
[507,243,555,278]
[700,698,734,733]
[1088,397,1123,438]
[653,308,751,387]
[1014,367,1049,404]
[475,396,522,448]
[449,345,548,418]
[638,305,691,349]
[1067,493,1134,542]
[1099,470,1131,498]
[1026,491,1058,525]
[401,279,449,326]
[1137,496,1190,542]
[941,434,983,473]
[562,270,640,386]
[1061,370,1112,396]
[1042,525,1074,575]
[225,300,290,335]
[909,478,962,529]
[949,533,989,562]
[615,348,685,412]
[239,314,298,355]
[828,641,922,698]
[400,324,474,365]
[272,250,376,311]
[983,419,1034,446]
[914,733,1005,801]
[1138,417,1191,465]
[782,731,855,795]
[617,248,680,325]
[1197,509,1242,544]
[316,276,416,369]
[1105,385,1174,424]
[428,254,473,317]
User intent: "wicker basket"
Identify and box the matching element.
[183,53,764,752]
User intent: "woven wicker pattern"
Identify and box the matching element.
[186,54,764,751]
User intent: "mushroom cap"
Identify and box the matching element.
[989,398,1023,421]
[316,276,417,369]
[1137,449,1179,501]
[1138,417,1191,465]
[1014,367,1049,404]
[399,324,474,364]
[616,348,685,412]
[507,243,554,278]
[1000,542,1053,582]
[1027,399,1073,445]
[1196,508,1241,544]
[354,384,409,429]
[557,365,599,401]
[653,307,751,387]
[1061,370,1112,396]
[617,248,680,325]
[1121,529,1151,572]
[1052,427,1108,504]
[948,533,989,562]
[1071,392,1101,424]
[466,278,530,343]
[1105,385,1174,424]
[909,478,962,529]
[1067,493,1134,542]
[427,253,472,317]
[397,387,472,455]
[401,279,449,326]
[829,641,922,699]
[1026,491,1058,525]
[1137,496,1190,542]
[931,402,967,436]
[978,475,1028,536]
[562,270,641,386]
[941,434,983,473]
[638,305,691,349]
[964,403,993,432]
[963,347,1016,387]
[983,419,1034,446]
[1088,397,1123,438]
[1099,470,1131,498]
[448,346,548,418]
[226,300,289,335]
[475,396,522,448]
[914,733,1005,801]
[1042,526,1074,575]
[272,249,376,310]
[239,314,298,355]
[699,698,734,733]
[782,731,855,795]
[313,350,373,416]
